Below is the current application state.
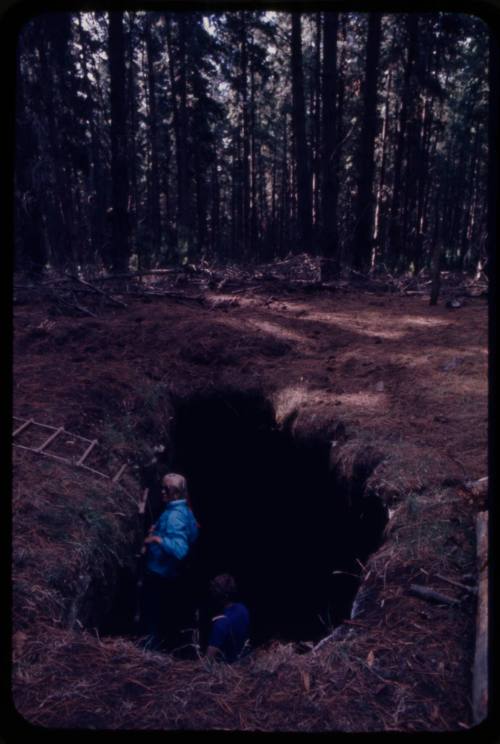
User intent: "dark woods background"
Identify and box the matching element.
[15,10,489,278]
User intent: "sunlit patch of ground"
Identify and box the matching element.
[12,285,488,731]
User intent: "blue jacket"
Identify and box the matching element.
[208,603,250,663]
[146,499,199,579]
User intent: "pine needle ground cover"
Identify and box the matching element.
[12,273,487,731]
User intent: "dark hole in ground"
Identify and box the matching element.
[99,390,388,649]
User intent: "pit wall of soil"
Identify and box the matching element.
[13,382,387,638]
[12,455,140,635]
[91,386,390,632]
[12,382,478,731]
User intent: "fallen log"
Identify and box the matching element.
[472,510,488,724]
[60,292,97,318]
[66,273,128,308]
[127,289,205,305]
[409,584,460,606]
[93,269,179,281]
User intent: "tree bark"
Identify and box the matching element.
[429,190,442,306]
[249,38,259,256]
[37,20,74,269]
[352,12,382,272]
[240,13,251,259]
[279,114,289,257]
[312,12,322,231]
[145,17,162,261]
[291,13,313,252]
[388,14,418,269]
[126,15,138,258]
[373,62,393,266]
[210,159,220,258]
[321,11,339,277]
[166,14,191,262]
[109,11,129,273]
[15,36,45,275]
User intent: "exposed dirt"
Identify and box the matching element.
[12,276,488,732]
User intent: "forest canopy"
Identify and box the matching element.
[15,10,489,278]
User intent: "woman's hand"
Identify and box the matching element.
[144,535,162,545]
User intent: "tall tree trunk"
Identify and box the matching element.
[210,159,220,258]
[145,17,161,263]
[166,15,191,262]
[312,12,322,230]
[403,36,428,273]
[352,12,382,272]
[258,146,268,254]
[291,12,312,252]
[460,128,480,268]
[240,13,251,259]
[373,62,393,267]
[15,40,45,276]
[126,16,138,262]
[109,11,129,273]
[321,11,339,277]
[388,14,418,269]
[192,113,207,258]
[231,130,241,259]
[78,16,101,266]
[177,16,191,261]
[38,21,74,268]
[250,40,259,257]
[412,94,434,273]
[336,14,347,146]
[429,190,442,305]
[279,114,289,257]
[50,14,80,266]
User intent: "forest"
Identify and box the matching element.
[15,10,489,282]
[12,8,491,732]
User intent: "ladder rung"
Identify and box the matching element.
[112,463,127,483]
[76,439,98,466]
[13,419,33,438]
[79,463,110,479]
[35,427,64,453]
[14,444,71,465]
[13,416,126,484]
[32,421,60,431]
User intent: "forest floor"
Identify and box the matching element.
[12,260,488,732]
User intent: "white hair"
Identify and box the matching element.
[163,472,187,499]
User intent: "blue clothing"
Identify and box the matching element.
[208,603,250,663]
[146,499,199,579]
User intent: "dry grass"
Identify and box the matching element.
[12,281,487,731]
[12,447,478,732]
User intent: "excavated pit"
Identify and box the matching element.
[100,390,388,649]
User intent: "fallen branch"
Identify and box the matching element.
[56,291,97,318]
[226,284,264,295]
[65,273,128,308]
[409,584,460,606]
[92,269,180,282]
[434,574,477,595]
[127,289,205,305]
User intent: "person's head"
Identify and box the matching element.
[209,573,238,609]
[161,472,188,504]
